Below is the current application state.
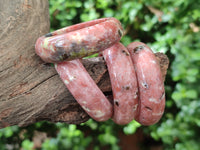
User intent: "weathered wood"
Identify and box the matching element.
[0,0,169,128]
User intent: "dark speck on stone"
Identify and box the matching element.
[118,29,123,37]
[123,85,130,90]
[62,53,69,60]
[145,106,152,111]
[142,82,149,89]
[121,50,129,56]
[134,45,145,53]
[45,32,53,37]
[115,101,119,106]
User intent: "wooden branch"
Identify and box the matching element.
[0,0,169,128]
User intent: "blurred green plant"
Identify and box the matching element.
[0,0,200,149]
[41,124,92,150]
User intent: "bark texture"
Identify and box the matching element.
[0,0,169,128]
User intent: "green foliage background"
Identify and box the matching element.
[0,0,200,149]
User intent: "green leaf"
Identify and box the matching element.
[123,120,141,135]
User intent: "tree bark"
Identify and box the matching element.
[0,0,169,129]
